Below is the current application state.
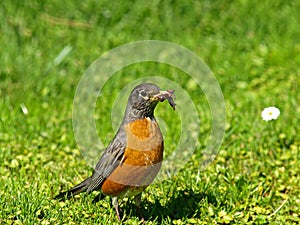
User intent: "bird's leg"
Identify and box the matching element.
[112,197,121,221]
[134,193,145,223]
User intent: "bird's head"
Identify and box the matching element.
[124,83,176,122]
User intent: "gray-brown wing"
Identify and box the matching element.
[86,137,126,193]
[54,128,126,200]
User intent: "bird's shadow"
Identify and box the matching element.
[121,189,217,222]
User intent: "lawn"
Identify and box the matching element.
[1,0,299,224]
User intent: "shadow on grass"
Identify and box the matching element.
[122,189,216,222]
[45,189,216,223]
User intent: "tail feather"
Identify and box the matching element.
[55,177,92,200]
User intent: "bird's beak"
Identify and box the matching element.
[152,89,176,110]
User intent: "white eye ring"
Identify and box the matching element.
[139,91,149,99]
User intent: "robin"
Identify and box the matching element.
[55,83,176,220]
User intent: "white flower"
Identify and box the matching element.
[261,106,280,121]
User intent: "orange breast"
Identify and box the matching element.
[101,117,164,197]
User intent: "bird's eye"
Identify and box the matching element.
[139,90,148,99]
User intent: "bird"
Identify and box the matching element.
[55,83,176,220]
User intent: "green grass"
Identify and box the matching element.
[1,0,299,224]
